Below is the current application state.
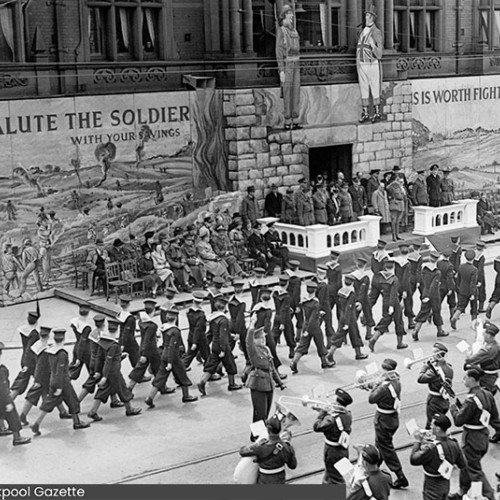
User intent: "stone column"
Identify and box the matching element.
[384,0,394,50]
[243,0,254,54]
[374,0,385,48]
[230,0,242,54]
[347,0,359,50]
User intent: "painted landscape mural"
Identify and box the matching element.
[0,89,229,306]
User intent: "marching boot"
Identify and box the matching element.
[326,346,337,365]
[371,104,382,123]
[478,301,486,313]
[437,325,449,338]
[392,473,409,489]
[486,302,494,320]
[368,330,383,352]
[359,106,370,123]
[320,355,335,369]
[181,386,198,403]
[365,325,373,341]
[408,318,416,330]
[354,347,368,360]
[412,322,423,341]
[450,309,461,330]
[197,372,211,396]
[396,335,408,350]
[294,328,302,343]
[290,352,303,374]
[227,374,243,391]
[288,347,295,360]
[124,402,142,416]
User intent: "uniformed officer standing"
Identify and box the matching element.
[290,281,333,373]
[439,169,454,206]
[417,343,454,429]
[296,184,315,226]
[245,323,285,429]
[413,251,448,341]
[450,368,499,500]
[87,320,142,421]
[410,414,466,500]
[10,311,40,400]
[0,342,31,445]
[198,296,243,396]
[347,444,392,500]
[450,250,478,330]
[473,241,487,313]
[272,275,296,360]
[368,358,409,489]
[183,291,210,370]
[146,306,197,407]
[31,329,90,436]
[313,388,353,484]
[240,415,297,484]
[117,296,140,368]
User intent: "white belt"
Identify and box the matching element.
[376,406,397,414]
[259,466,285,474]
[464,424,486,430]
[424,471,443,478]
[324,438,340,447]
[287,56,300,62]
[483,369,499,375]
[428,390,443,397]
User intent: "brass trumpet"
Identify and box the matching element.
[279,395,345,414]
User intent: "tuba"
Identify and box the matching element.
[274,401,301,441]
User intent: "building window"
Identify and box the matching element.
[394,0,441,53]
[295,0,345,51]
[478,0,500,49]
[87,0,165,61]
[0,2,24,62]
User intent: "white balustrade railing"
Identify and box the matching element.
[272,215,381,259]
[412,199,479,236]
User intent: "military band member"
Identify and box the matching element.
[437,248,457,322]
[183,291,210,370]
[313,388,353,484]
[87,320,142,421]
[394,242,415,331]
[31,329,90,436]
[290,281,334,373]
[413,251,448,341]
[117,296,139,368]
[10,311,40,400]
[20,326,70,424]
[197,296,243,396]
[450,368,499,500]
[69,304,92,380]
[0,342,31,446]
[410,414,465,500]
[368,358,409,489]
[473,241,487,313]
[352,257,375,340]
[369,240,389,308]
[146,306,197,407]
[245,322,285,430]
[128,300,161,390]
[486,256,500,319]
[368,261,408,352]
[327,274,368,364]
[272,275,296,360]
[450,250,478,330]
[240,415,297,484]
[347,444,392,500]
[417,343,454,429]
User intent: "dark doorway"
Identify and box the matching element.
[309,144,353,185]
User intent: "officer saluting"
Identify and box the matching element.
[239,415,297,484]
[410,414,466,500]
[313,388,353,484]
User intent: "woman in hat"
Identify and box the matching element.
[196,228,230,281]
[151,242,178,293]
[276,5,301,131]
[138,245,162,298]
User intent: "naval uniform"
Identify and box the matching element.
[203,312,238,376]
[330,285,363,351]
[272,288,295,354]
[128,314,161,383]
[69,317,92,380]
[117,310,140,368]
[295,296,327,358]
[81,329,104,394]
[183,306,210,368]
[10,324,39,395]
[25,340,52,406]
[0,364,22,433]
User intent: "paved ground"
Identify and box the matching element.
[1,244,500,491]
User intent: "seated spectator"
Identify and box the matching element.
[138,245,162,298]
[86,238,110,295]
[281,187,297,224]
[477,192,498,235]
[228,218,247,260]
[196,227,230,281]
[211,224,245,277]
[181,232,206,288]
[151,242,177,292]
[265,221,289,271]
[143,230,156,254]
[108,238,131,262]
[247,223,279,276]
[312,183,328,224]
[166,231,191,292]
[338,183,354,223]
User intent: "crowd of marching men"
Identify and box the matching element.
[1,233,500,497]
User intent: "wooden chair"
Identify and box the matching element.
[121,259,145,298]
[105,262,129,303]
[72,250,89,290]
[240,257,256,274]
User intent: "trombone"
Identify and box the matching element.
[327,370,400,395]
[279,395,345,414]
[273,401,301,442]
[403,351,444,370]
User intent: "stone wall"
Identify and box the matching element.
[222,81,414,207]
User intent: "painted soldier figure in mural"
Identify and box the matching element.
[18,238,43,297]
[357,4,384,123]
[2,243,19,296]
[276,5,302,130]
[6,200,17,221]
